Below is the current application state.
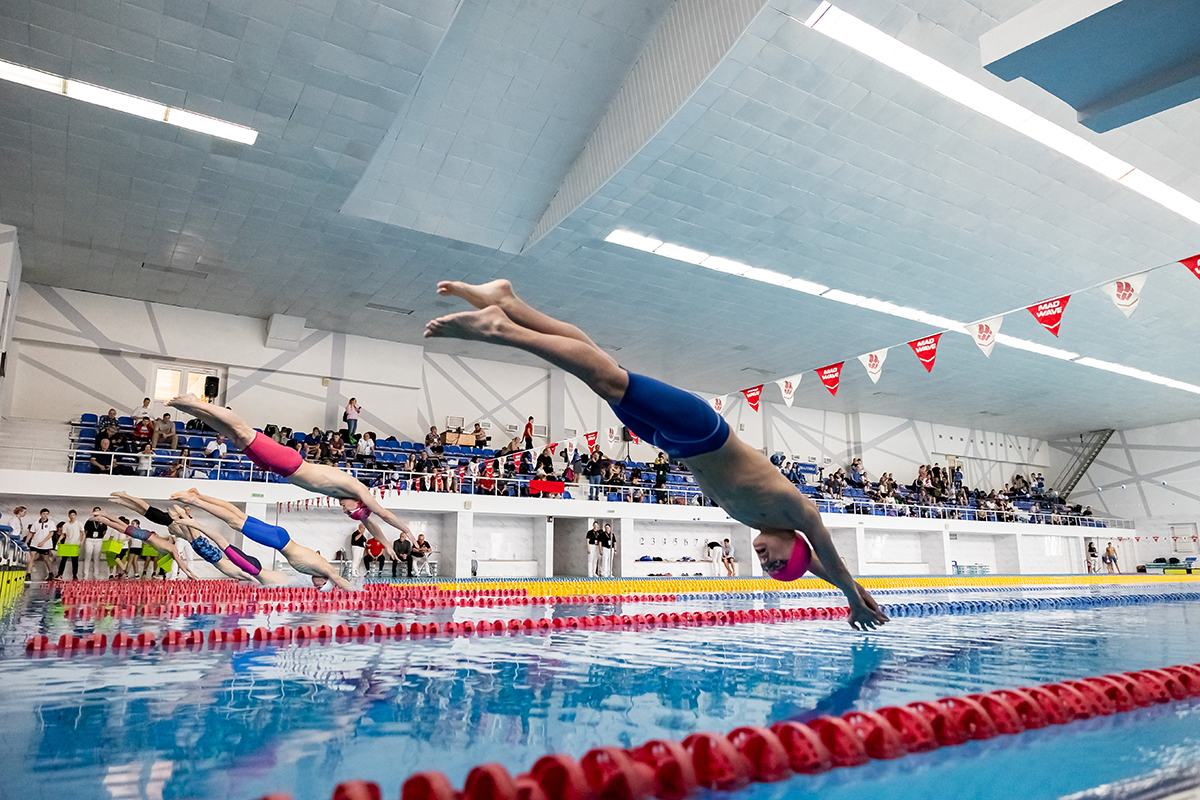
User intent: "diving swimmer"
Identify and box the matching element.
[425,279,887,630]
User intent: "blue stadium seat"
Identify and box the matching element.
[74,462,91,473]
[80,413,98,425]
[118,416,134,428]
[188,436,204,449]
[79,428,97,443]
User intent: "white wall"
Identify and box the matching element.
[0,227,23,426]
[1060,418,1200,565]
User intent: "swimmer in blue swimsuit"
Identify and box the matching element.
[170,488,352,590]
[426,280,887,630]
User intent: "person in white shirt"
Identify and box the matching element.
[82,507,107,580]
[204,434,229,459]
[55,510,86,581]
[25,508,57,581]
[355,431,375,461]
[103,516,131,578]
[131,397,152,420]
[721,538,737,577]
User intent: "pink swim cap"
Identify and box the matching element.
[767,534,812,581]
[348,503,371,521]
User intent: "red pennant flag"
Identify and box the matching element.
[585,431,599,452]
[907,334,942,373]
[741,385,763,412]
[815,362,843,396]
[549,442,558,455]
[1027,295,1070,337]
[480,460,495,491]
[1182,255,1200,281]
[628,429,640,445]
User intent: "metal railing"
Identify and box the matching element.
[0,444,1134,529]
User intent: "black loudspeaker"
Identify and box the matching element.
[621,426,634,442]
[204,376,220,398]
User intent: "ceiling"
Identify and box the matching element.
[1,0,1199,439]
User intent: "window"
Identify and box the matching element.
[153,368,181,401]
[1172,524,1197,553]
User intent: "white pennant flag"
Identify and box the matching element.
[1100,272,1148,318]
[971,316,1003,358]
[709,395,728,414]
[856,348,888,384]
[774,374,802,407]
[606,426,620,446]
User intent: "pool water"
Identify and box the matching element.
[4,582,1200,800]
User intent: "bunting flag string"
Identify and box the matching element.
[1028,295,1070,337]
[741,384,763,411]
[857,348,887,384]
[774,373,802,407]
[1100,273,1148,318]
[908,334,942,373]
[816,362,844,396]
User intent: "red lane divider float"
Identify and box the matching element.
[26,607,850,657]
[248,663,1200,800]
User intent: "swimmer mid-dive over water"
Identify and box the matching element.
[170,488,352,590]
[165,394,405,557]
[106,492,289,585]
[426,279,887,631]
[91,511,198,581]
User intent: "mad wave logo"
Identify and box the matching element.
[976,323,993,344]
[1027,295,1070,337]
[868,353,879,369]
[907,334,942,373]
[1114,281,1135,303]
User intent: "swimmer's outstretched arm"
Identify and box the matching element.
[292,465,413,536]
[280,541,353,590]
[148,533,198,580]
[789,502,887,631]
[803,549,888,631]
[167,518,254,582]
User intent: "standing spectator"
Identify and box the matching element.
[1086,541,1099,573]
[599,522,615,578]
[82,507,107,580]
[130,397,152,419]
[25,508,56,581]
[585,451,606,501]
[392,531,413,578]
[90,438,115,474]
[138,443,154,476]
[204,433,229,459]
[349,523,368,577]
[344,397,362,438]
[151,413,178,450]
[98,408,120,441]
[473,423,488,449]
[586,521,601,577]
[523,416,535,451]
[56,509,85,581]
[413,533,432,576]
[653,452,670,504]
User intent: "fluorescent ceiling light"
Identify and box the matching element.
[700,256,752,274]
[605,229,662,252]
[653,242,709,264]
[783,277,829,294]
[0,60,63,93]
[1074,358,1200,394]
[857,297,898,314]
[822,288,866,305]
[993,334,1077,361]
[798,7,1200,228]
[743,267,792,285]
[65,80,167,121]
[0,58,257,145]
[166,108,258,146]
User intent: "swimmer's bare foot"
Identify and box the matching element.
[436,279,514,310]
[171,488,202,503]
[424,306,513,342]
[166,394,205,412]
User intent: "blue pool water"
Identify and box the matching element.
[4,582,1200,800]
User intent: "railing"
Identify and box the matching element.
[0,444,1134,529]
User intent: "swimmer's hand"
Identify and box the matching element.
[847,583,889,631]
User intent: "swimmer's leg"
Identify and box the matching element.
[437,279,598,347]
[170,488,248,530]
[165,395,256,449]
[426,305,628,403]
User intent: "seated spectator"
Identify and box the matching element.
[304,434,320,461]
[363,536,386,575]
[473,423,487,449]
[536,447,554,475]
[306,426,325,445]
[412,534,432,576]
[425,425,443,454]
[160,447,190,478]
[204,434,229,460]
[133,415,153,442]
[98,408,120,440]
[90,438,115,474]
[356,431,376,463]
[150,413,178,450]
[329,432,346,459]
[392,531,413,577]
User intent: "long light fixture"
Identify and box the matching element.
[0,59,257,145]
[798,3,1200,226]
[604,228,1200,395]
